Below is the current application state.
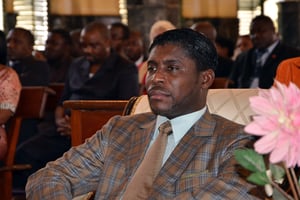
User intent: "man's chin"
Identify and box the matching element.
[150,105,171,116]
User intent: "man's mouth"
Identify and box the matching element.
[148,88,170,100]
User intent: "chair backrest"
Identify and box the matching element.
[0,86,54,200]
[127,89,259,125]
[209,77,233,89]
[63,100,128,146]
[206,89,258,125]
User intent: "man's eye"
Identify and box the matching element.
[167,65,179,71]
[147,65,156,72]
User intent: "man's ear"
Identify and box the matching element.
[201,69,215,89]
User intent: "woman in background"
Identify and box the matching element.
[0,65,21,160]
[0,30,22,160]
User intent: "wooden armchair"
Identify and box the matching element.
[0,86,54,200]
[63,100,128,146]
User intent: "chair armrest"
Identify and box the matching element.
[0,164,31,172]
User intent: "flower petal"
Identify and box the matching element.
[254,133,278,154]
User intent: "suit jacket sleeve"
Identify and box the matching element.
[25,117,113,200]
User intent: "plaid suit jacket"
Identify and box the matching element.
[26,111,259,200]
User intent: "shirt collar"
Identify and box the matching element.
[266,40,279,54]
[255,40,279,55]
[155,106,207,144]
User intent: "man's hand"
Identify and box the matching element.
[56,115,71,136]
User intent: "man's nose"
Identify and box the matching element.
[152,69,165,83]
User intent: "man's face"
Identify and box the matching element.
[80,29,110,64]
[123,35,143,62]
[250,21,275,50]
[236,36,253,52]
[45,33,68,61]
[6,30,33,61]
[110,26,125,53]
[145,44,207,119]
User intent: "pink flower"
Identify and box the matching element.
[245,81,300,168]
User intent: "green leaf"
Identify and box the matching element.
[234,148,266,172]
[247,171,270,186]
[269,164,285,182]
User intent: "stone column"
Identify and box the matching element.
[277,1,300,49]
[127,0,181,50]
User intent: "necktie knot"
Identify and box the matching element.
[158,121,172,136]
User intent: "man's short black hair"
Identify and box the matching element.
[149,28,218,72]
[50,29,72,46]
[12,27,35,46]
[251,15,275,31]
[110,22,130,40]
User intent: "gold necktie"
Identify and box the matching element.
[122,121,173,200]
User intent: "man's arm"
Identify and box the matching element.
[25,128,108,199]
[55,106,71,136]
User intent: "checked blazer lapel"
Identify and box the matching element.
[151,111,216,194]
[126,119,156,174]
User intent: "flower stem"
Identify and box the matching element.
[285,166,299,200]
[290,168,300,198]
[270,181,294,200]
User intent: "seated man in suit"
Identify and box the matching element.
[13,21,139,190]
[44,28,73,83]
[230,15,300,89]
[191,21,234,78]
[6,27,50,86]
[26,28,260,199]
[6,27,50,154]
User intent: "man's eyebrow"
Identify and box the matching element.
[162,59,183,66]
[147,60,155,64]
[148,58,181,64]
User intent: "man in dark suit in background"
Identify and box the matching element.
[14,21,139,190]
[44,28,73,83]
[6,27,50,148]
[6,27,50,86]
[230,15,300,88]
[191,21,234,78]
